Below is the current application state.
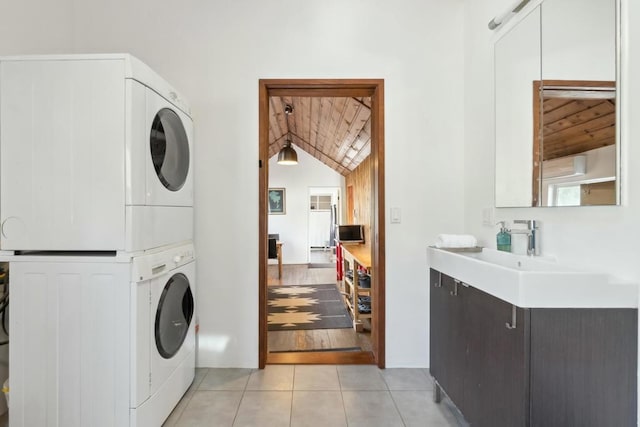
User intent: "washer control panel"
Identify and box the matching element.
[132,243,195,282]
[173,249,194,266]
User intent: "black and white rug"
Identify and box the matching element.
[267,284,352,331]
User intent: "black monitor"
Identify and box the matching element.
[337,225,364,243]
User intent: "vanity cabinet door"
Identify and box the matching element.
[429,269,446,381]
[429,270,466,410]
[463,286,530,427]
[529,309,637,427]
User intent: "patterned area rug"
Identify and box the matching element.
[268,284,352,331]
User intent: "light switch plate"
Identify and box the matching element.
[482,207,495,226]
[390,207,401,224]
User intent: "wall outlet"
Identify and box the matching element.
[482,207,495,226]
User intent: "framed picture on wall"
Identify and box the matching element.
[268,188,286,214]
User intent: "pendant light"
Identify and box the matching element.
[277,104,298,165]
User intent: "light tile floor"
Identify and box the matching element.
[163,366,465,427]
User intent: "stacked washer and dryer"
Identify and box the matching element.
[0,55,196,427]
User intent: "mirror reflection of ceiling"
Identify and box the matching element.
[268,97,371,175]
[542,88,616,161]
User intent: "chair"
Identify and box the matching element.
[268,237,282,279]
[268,238,278,260]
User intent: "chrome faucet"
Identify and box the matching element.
[510,220,540,256]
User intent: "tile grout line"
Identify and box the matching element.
[290,365,298,426]
[387,388,408,427]
[288,389,294,426]
[230,369,252,427]
[336,366,350,426]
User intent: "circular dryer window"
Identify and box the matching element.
[155,273,194,359]
[150,108,190,191]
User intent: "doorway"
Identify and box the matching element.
[258,79,385,368]
[308,187,339,266]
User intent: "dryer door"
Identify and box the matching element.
[146,90,194,207]
[154,272,194,359]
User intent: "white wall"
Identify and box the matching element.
[268,147,343,264]
[0,0,73,55]
[1,0,466,368]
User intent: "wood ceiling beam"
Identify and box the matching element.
[268,88,374,97]
[351,97,371,109]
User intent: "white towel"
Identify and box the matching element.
[435,234,477,249]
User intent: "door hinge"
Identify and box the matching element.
[259,160,263,168]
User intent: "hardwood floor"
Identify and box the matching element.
[267,263,372,354]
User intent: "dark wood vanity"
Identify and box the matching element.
[430,268,637,427]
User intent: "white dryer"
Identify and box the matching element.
[131,243,196,426]
[0,54,193,251]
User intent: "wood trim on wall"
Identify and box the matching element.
[258,79,385,368]
[532,80,541,207]
[371,82,385,367]
[258,82,270,368]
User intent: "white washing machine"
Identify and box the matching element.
[0,54,194,252]
[4,242,196,427]
[131,243,196,426]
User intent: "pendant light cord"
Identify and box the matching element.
[284,103,293,145]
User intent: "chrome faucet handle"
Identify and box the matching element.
[513,220,540,256]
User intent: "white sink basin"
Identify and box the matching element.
[427,247,637,308]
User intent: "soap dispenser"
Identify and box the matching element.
[496,221,511,252]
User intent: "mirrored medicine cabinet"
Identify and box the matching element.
[494,0,619,208]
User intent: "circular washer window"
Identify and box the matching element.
[155,273,194,359]
[150,108,190,191]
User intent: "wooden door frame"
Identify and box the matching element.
[258,79,385,368]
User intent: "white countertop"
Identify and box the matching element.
[427,246,638,308]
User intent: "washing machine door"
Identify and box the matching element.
[155,272,194,359]
[146,90,194,207]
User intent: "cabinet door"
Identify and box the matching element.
[530,308,637,427]
[429,269,445,381]
[463,286,529,427]
[429,270,466,409]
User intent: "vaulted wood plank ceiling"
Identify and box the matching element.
[541,90,616,161]
[268,96,371,175]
